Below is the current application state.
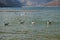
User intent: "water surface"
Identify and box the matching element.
[0,7,60,40]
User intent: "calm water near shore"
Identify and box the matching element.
[0,7,60,40]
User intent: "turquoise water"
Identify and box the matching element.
[0,7,60,40]
[0,7,60,10]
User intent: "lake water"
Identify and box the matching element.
[0,7,60,40]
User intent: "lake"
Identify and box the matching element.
[0,7,60,40]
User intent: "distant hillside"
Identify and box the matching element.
[0,0,22,7]
[45,1,60,6]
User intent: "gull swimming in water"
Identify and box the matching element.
[47,20,52,25]
[20,21,25,24]
[19,20,25,24]
[32,21,35,24]
[4,22,9,26]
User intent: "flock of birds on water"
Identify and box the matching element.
[4,13,52,26]
[4,20,52,26]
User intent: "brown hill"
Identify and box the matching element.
[45,1,60,6]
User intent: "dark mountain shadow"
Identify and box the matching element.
[0,0,22,7]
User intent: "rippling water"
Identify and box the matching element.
[0,7,60,40]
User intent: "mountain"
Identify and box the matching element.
[0,0,60,7]
[45,1,60,6]
[20,0,53,6]
[20,0,60,6]
[0,0,22,7]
